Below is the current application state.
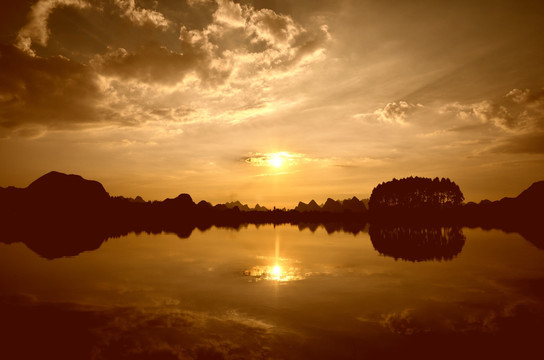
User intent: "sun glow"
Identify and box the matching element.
[245,151,306,170]
[271,265,282,278]
[268,154,284,168]
[243,263,305,282]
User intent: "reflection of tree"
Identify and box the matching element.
[369,225,466,262]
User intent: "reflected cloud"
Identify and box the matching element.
[378,300,544,338]
[0,297,281,360]
[380,308,428,335]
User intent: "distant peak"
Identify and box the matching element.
[175,193,192,199]
[516,180,544,202]
[26,171,110,201]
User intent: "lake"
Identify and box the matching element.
[1,225,543,359]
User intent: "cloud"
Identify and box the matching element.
[93,0,330,86]
[438,88,544,154]
[15,0,91,55]
[114,0,170,29]
[441,88,544,132]
[1,0,330,134]
[214,0,245,27]
[246,8,303,49]
[374,101,423,124]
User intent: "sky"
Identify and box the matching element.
[0,0,543,207]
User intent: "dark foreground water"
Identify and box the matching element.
[1,225,543,359]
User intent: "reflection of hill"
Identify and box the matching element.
[0,223,200,260]
[369,225,466,262]
[2,226,108,260]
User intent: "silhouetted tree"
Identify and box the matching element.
[369,176,464,211]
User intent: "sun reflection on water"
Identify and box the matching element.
[243,262,306,282]
[243,232,307,282]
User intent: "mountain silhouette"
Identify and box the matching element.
[295,197,367,213]
[254,204,268,212]
[221,201,269,212]
[342,197,368,213]
[322,198,343,212]
[295,199,322,212]
[224,201,251,211]
[1,171,110,224]
[460,180,543,249]
[27,171,109,202]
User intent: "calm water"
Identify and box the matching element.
[1,225,543,359]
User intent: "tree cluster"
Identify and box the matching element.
[369,177,464,210]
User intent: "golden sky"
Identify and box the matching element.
[1,0,543,207]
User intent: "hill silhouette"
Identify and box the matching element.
[27,171,110,202]
[222,201,268,212]
[460,180,543,248]
[295,197,367,213]
[0,171,542,258]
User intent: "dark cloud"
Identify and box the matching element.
[93,40,225,86]
[14,0,92,56]
[0,44,107,131]
[0,1,32,44]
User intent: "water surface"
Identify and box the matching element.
[1,225,543,359]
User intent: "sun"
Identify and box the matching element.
[268,154,284,168]
[271,265,282,279]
